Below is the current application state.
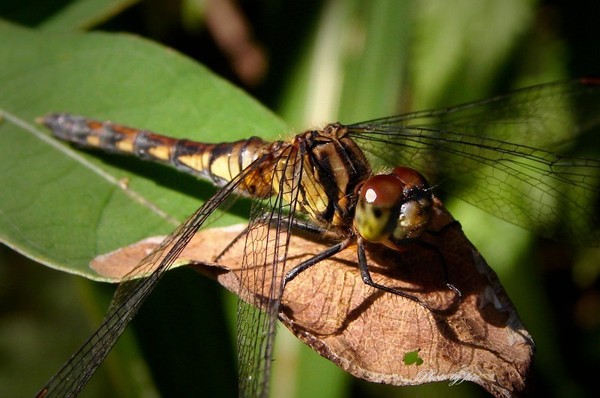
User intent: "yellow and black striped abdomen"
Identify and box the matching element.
[42,115,372,230]
[41,114,271,190]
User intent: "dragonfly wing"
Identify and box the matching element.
[350,79,600,245]
[355,79,600,149]
[235,147,305,397]
[35,166,255,398]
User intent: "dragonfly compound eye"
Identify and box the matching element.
[355,174,403,242]
[354,167,433,244]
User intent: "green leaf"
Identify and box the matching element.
[39,0,141,31]
[0,21,285,280]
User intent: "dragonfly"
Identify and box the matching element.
[36,79,600,397]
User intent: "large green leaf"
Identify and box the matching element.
[39,0,141,31]
[0,20,285,281]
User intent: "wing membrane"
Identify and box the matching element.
[36,161,262,397]
[349,79,600,245]
[236,144,304,397]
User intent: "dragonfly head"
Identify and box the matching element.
[354,167,433,245]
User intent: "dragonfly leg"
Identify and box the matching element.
[287,218,332,235]
[215,215,336,262]
[412,236,462,303]
[421,221,463,301]
[284,238,353,284]
[356,237,460,313]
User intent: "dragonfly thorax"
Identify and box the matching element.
[354,167,433,247]
[289,123,372,229]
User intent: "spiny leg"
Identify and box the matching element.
[356,237,460,313]
[412,235,462,303]
[419,221,464,301]
[283,238,352,284]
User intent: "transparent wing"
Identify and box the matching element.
[349,79,600,245]
[35,164,258,398]
[236,145,304,397]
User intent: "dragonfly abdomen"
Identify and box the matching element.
[41,114,373,228]
[41,114,270,187]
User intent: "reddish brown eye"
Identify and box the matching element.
[355,167,433,245]
[359,174,404,206]
[354,174,405,243]
[391,167,429,191]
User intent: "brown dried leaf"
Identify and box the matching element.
[92,207,534,397]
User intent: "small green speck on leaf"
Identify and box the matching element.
[403,349,424,366]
